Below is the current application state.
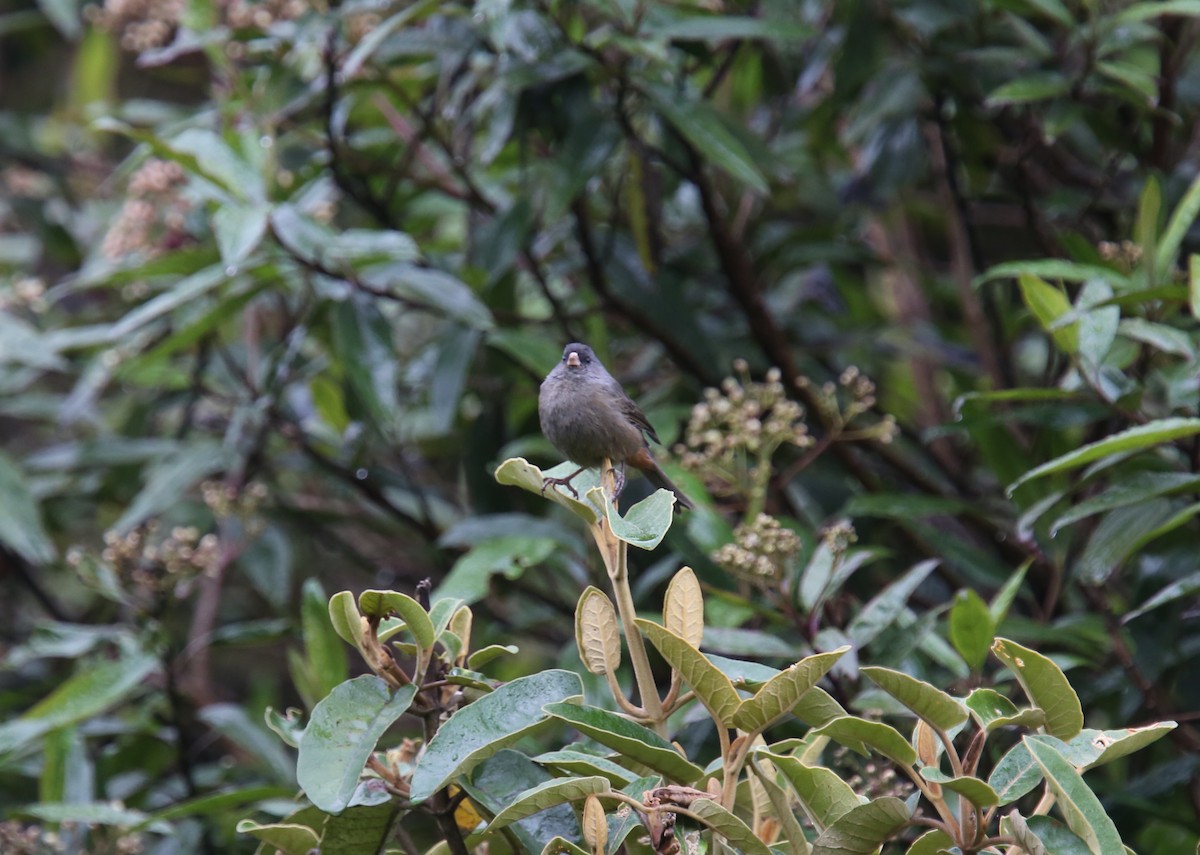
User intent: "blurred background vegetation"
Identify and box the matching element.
[2,0,1200,851]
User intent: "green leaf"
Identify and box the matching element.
[436,535,557,605]
[0,653,158,754]
[357,590,435,650]
[765,752,860,831]
[811,797,911,855]
[1118,1,1200,23]
[296,676,418,813]
[320,803,399,855]
[463,750,585,854]
[635,620,741,727]
[495,457,602,523]
[299,578,348,705]
[847,559,938,648]
[992,637,1083,740]
[534,750,635,786]
[644,84,769,193]
[1136,176,1163,282]
[1025,737,1126,854]
[236,820,321,855]
[1190,254,1200,318]
[975,259,1129,289]
[604,487,676,549]
[360,262,493,329]
[647,14,813,42]
[20,802,166,832]
[108,264,229,340]
[949,589,994,671]
[733,648,850,733]
[1156,175,1200,278]
[487,776,611,831]
[1075,500,1179,585]
[919,767,1000,807]
[0,450,56,564]
[1067,722,1177,770]
[327,590,367,652]
[1125,571,1200,622]
[1050,471,1200,532]
[990,740,1045,804]
[1007,418,1200,493]
[468,644,519,670]
[687,799,772,855]
[964,688,1046,733]
[1018,273,1078,353]
[113,442,230,534]
[544,702,704,784]
[905,828,957,855]
[213,203,269,267]
[1000,811,1048,855]
[860,666,968,730]
[1117,317,1196,358]
[986,73,1071,106]
[410,670,583,802]
[810,716,918,767]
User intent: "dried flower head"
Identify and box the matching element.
[101,159,192,260]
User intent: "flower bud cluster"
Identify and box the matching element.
[101,159,192,261]
[712,513,802,586]
[676,362,814,477]
[0,277,47,314]
[225,0,307,30]
[85,0,183,52]
[806,366,898,444]
[820,519,857,555]
[202,479,269,536]
[90,521,222,598]
[0,821,49,855]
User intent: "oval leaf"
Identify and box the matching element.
[487,775,611,831]
[358,590,435,650]
[810,716,918,767]
[733,647,850,734]
[860,666,968,731]
[410,670,583,803]
[1007,418,1200,493]
[663,566,704,647]
[764,752,860,832]
[1025,737,1126,854]
[296,676,417,813]
[919,767,1000,807]
[811,797,911,855]
[991,637,1083,740]
[688,798,773,855]
[575,586,620,676]
[636,619,741,728]
[543,702,704,784]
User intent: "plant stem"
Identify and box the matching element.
[593,459,666,734]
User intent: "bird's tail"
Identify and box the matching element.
[642,457,696,512]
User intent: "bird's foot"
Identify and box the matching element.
[608,464,627,500]
[541,467,584,499]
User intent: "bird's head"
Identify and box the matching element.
[561,343,596,371]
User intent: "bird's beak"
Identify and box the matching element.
[567,352,581,368]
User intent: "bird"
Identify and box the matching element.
[538,342,695,511]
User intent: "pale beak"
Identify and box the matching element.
[567,352,581,367]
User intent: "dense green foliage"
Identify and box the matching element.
[3,0,1200,852]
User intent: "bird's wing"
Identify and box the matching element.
[620,395,662,445]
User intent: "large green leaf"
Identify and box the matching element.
[733,648,849,733]
[635,620,741,727]
[860,666,967,730]
[644,84,769,193]
[0,652,158,754]
[811,798,911,855]
[543,702,704,784]
[0,450,56,564]
[409,670,583,802]
[991,637,1083,740]
[1025,737,1126,854]
[487,776,611,831]
[296,676,417,813]
[1007,418,1200,493]
[765,752,860,832]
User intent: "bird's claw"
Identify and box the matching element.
[541,466,585,499]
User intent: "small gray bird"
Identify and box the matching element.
[538,342,695,511]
